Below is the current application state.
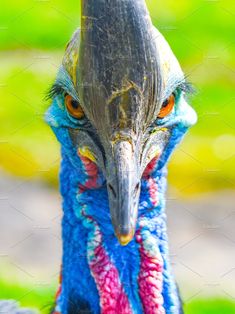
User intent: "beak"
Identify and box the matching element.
[77,0,164,245]
[106,141,140,246]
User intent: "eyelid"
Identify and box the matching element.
[65,95,84,118]
[157,93,175,119]
[46,84,64,100]
[47,82,79,102]
[162,79,194,102]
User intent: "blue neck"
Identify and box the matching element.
[53,147,183,314]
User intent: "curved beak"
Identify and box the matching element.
[106,141,140,245]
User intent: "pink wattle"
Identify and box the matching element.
[136,230,165,314]
[90,244,133,314]
[147,177,158,207]
[143,157,159,207]
[81,209,132,314]
[78,155,100,192]
[143,157,158,177]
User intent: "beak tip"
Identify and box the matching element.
[116,230,135,246]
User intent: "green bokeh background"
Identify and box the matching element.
[0,0,234,313]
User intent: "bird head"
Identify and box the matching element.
[46,0,197,246]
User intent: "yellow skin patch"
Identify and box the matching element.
[147,148,161,164]
[78,146,97,163]
[62,29,80,87]
[72,50,79,86]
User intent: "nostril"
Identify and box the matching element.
[133,182,140,197]
[108,183,117,198]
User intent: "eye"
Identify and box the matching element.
[65,94,85,119]
[158,93,175,119]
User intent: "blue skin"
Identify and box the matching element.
[46,66,196,314]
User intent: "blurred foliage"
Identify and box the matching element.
[0,1,81,50]
[0,0,234,194]
[185,298,235,314]
[1,278,235,314]
[0,277,55,313]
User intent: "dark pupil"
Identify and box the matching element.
[162,98,169,108]
[71,99,79,109]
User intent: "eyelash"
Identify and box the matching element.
[176,81,195,95]
[47,79,194,100]
[46,84,65,100]
[47,78,194,102]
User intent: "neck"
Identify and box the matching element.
[52,149,182,314]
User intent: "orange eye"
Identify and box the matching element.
[65,94,85,119]
[158,94,175,119]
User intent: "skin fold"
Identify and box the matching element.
[46,1,197,313]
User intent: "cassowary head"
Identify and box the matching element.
[46,0,197,245]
